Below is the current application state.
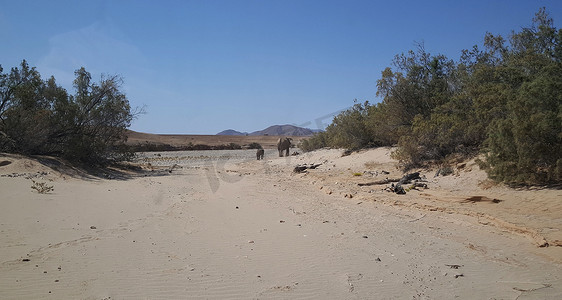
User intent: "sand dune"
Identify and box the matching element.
[1,148,561,299]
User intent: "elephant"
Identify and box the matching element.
[277,137,292,157]
[256,149,264,160]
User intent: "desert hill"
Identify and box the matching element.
[216,129,248,136]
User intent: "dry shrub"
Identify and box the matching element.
[31,179,54,194]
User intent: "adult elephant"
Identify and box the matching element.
[277,137,292,157]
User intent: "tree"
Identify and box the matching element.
[374,44,463,166]
[62,67,134,162]
[299,8,562,185]
[483,8,562,184]
[485,62,562,184]
[0,61,136,164]
[389,8,562,183]
[0,60,56,153]
[380,43,458,121]
[373,44,458,148]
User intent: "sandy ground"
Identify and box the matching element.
[1,148,561,299]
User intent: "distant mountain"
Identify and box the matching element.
[216,129,248,136]
[217,124,320,136]
[249,125,316,136]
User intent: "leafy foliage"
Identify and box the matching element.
[302,8,561,185]
[300,101,374,152]
[485,59,562,184]
[299,131,328,152]
[481,8,562,184]
[0,61,137,164]
[324,101,371,150]
[247,142,263,149]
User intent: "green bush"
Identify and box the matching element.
[323,101,371,150]
[392,96,483,167]
[485,63,562,184]
[247,142,262,149]
[383,8,562,184]
[0,61,137,165]
[299,102,375,152]
[364,102,401,147]
[299,131,328,152]
[226,143,242,150]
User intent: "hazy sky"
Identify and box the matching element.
[2,1,561,134]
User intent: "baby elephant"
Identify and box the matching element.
[256,149,265,160]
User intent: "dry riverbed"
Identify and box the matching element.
[1,148,561,299]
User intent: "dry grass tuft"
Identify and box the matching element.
[31,179,54,194]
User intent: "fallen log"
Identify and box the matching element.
[393,172,422,194]
[397,172,421,185]
[358,178,401,186]
[293,163,322,173]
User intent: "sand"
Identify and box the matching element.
[1,148,561,299]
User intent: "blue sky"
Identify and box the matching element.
[2,1,561,134]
